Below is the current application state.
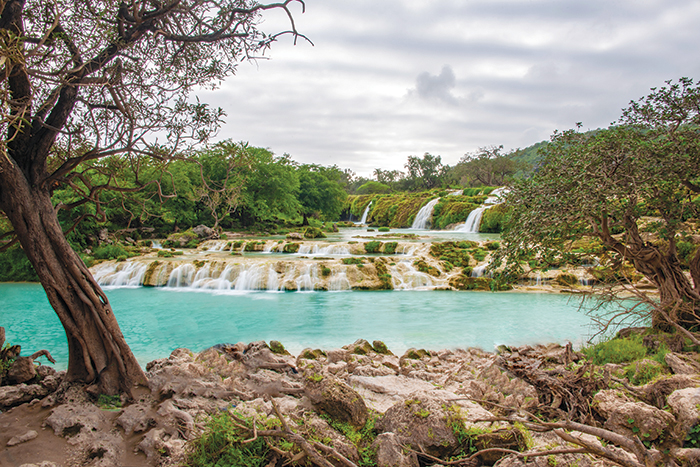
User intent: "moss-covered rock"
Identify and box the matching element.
[304,227,327,239]
[283,242,301,253]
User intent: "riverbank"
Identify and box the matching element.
[1,334,699,467]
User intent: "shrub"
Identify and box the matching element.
[0,247,38,281]
[364,241,382,253]
[342,257,364,265]
[282,243,300,253]
[383,242,398,254]
[92,243,130,260]
[184,412,268,467]
[583,335,647,365]
[378,226,390,232]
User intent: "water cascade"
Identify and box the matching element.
[296,244,351,256]
[357,202,372,225]
[93,262,148,287]
[411,198,440,230]
[455,187,508,233]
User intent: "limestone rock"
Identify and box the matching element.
[0,384,50,410]
[305,374,368,428]
[667,387,700,437]
[286,232,303,240]
[593,389,674,441]
[373,432,419,467]
[665,352,700,375]
[376,392,463,458]
[7,356,37,384]
[115,403,156,435]
[192,224,216,239]
[7,430,38,446]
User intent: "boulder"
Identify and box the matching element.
[305,374,368,428]
[7,430,38,446]
[286,232,303,240]
[0,384,50,410]
[593,390,674,441]
[115,403,156,435]
[7,356,37,384]
[665,352,700,375]
[191,224,216,239]
[667,387,700,437]
[375,392,463,458]
[373,432,419,467]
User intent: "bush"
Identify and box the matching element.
[364,241,382,253]
[378,226,390,232]
[92,243,130,260]
[0,247,38,281]
[283,243,300,253]
[184,412,268,467]
[583,335,647,365]
[383,242,398,254]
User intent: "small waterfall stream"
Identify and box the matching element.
[411,198,440,230]
[357,202,372,225]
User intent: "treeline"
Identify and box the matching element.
[348,145,535,195]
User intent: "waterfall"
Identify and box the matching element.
[357,202,372,225]
[296,264,318,291]
[454,187,508,232]
[167,264,197,287]
[93,262,148,287]
[411,198,440,230]
[455,206,490,233]
[296,244,351,257]
[389,261,444,290]
[151,240,163,249]
[471,263,488,278]
[328,268,351,291]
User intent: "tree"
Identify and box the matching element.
[0,0,305,395]
[193,141,250,230]
[453,145,525,186]
[404,153,445,190]
[497,79,700,331]
[296,164,347,225]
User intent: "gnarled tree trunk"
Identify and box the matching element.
[0,162,147,395]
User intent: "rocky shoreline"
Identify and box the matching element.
[2,334,700,467]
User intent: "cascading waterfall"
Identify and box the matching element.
[167,264,197,287]
[471,264,488,278]
[92,262,148,287]
[454,187,508,233]
[455,206,489,233]
[296,244,351,256]
[357,202,372,225]
[411,198,440,230]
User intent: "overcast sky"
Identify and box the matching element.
[198,0,700,178]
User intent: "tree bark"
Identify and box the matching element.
[0,162,147,395]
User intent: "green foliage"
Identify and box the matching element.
[383,242,398,254]
[184,412,268,467]
[0,247,38,281]
[479,203,509,233]
[583,335,647,365]
[342,257,364,265]
[623,359,665,385]
[356,181,391,194]
[96,394,123,410]
[429,242,472,268]
[377,226,390,232]
[685,424,700,448]
[322,413,379,467]
[364,241,382,253]
[303,227,327,239]
[92,244,133,260]
[297,164,348,222]
[282,243,300,253]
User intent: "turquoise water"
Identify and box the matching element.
[1,283,597,369]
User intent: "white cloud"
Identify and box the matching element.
[196,0,700,177]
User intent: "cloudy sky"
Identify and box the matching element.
[198,0,700,178]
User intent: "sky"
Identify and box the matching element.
[198,0,700,178]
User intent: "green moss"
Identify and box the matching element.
[282,243,300,253]
[383,242,398,254]
[583,335,647,365]
[413,259,440,277]
[303,227,327,239]
[429,242,472,268]
[364,241,382,253]
[342,257,364,265]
